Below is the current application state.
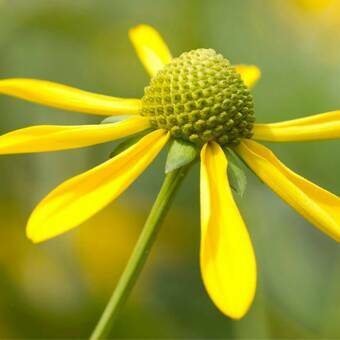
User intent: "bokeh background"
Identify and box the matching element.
[0,0,339,338]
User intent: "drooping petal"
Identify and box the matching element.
[234,65,261,89]
[200,142,257,319]
[129,24,172,77]
[0,78,141,116]
[0,116,150,154]
[236,140,340,241]
[27,129,169,243]
[252,110,340,142]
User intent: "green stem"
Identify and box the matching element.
[90,166,190,339]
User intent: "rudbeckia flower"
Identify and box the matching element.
[0,24,339,320]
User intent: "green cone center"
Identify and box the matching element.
[141,49,255,146]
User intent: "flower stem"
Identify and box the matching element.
[90,165,190,339]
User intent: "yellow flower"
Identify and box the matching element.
[0,24,339,320]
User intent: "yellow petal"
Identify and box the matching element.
[0,116,150,154]
[27,129,169,243]
[129,24,172,77]
[252,110,340,141]
[236,140,340,241]
[234,64,261,89]
[0,78,141,116]
[200,142,257,319]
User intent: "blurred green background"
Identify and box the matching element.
[0,0,339,338]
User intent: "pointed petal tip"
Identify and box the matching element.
[129,24,151,34]
[27,236,42,244]
[227,304,253,320]
[128,24,159,36]
[202,260,257,320]
[26,215,54,244]
[234,64,261,89]
[209,289,255,320]
[201,257,256,321]
[26,225,44,244]
[129,23,172,77]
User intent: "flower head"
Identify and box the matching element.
[141,48,255,145]
[0,24,339,320]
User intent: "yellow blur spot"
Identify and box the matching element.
[295,0,333,12]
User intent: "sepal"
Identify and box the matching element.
[225,148,247,197]
[109,129,152,158]
[101,115,132,124]
[165,139,198,173]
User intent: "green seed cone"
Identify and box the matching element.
[141,49,255,146]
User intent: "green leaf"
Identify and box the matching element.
[225,148,247,197]
[109,129,152,158]
[165,139,198,173]
[101,115,132,124]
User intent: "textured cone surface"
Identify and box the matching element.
[141,49,255,146]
